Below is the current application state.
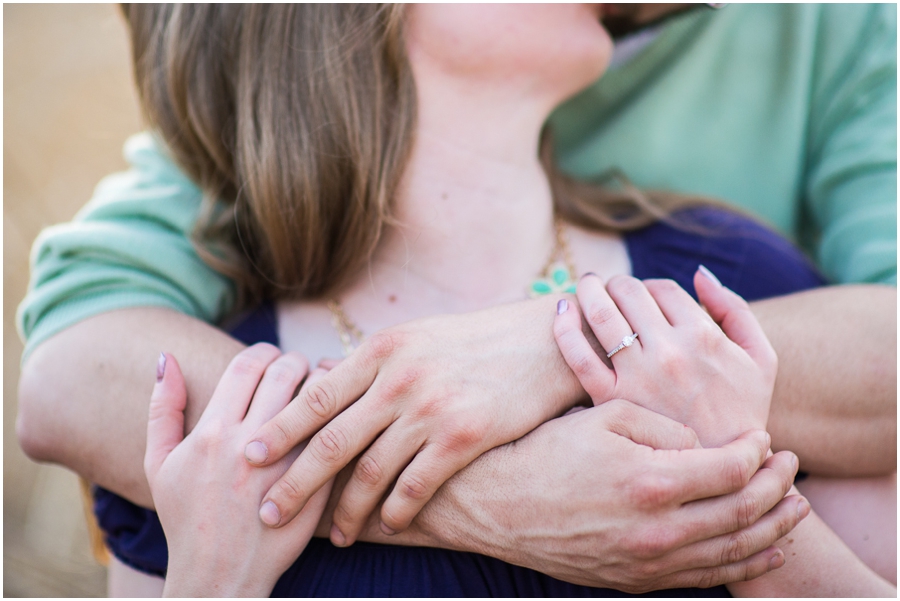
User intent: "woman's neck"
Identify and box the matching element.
[348,69,560,318]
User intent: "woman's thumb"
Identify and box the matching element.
[144,352,187,484]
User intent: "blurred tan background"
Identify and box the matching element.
[5,4,143,596]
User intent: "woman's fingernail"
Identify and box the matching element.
[698,264,722,287]
[557,299,568,315]
[245,441,268,464]
[380,521,396,536]
[259,501,281,527]
[765,432,771,448]
[767,550,785,572]
[331,524,347,547]
[791,453,799,472]
[580,271,598,280]
[156,352,167,383]
[797,498,811,520]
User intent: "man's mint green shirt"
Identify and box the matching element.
[18,4,897,357]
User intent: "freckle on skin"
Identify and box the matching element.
[788,538,794,543]
[441,192,448,200]
[389,295,397,303]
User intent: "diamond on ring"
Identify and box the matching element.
[607,333,639,358]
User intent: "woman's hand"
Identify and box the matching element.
[144,344,332,597]
[553,267,778,447]
[242,294,585,545]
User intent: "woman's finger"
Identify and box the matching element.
[258,395,394,527]
[642,277,715,328]
[553,298,615,400]
[245,338,385,466]
[201,343,282,425]
[144,352,187,483]
[694,267,778,372]
[242,352,310,431]
[577,274,642,360]
[604,275,672,336]
[331,425,422,546]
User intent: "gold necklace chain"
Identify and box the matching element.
[328,219,577,357]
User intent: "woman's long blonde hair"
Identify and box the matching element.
[122,4,699,310]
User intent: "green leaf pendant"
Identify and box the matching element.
[529,262,577,298]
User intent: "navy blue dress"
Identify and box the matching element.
[93,208,825,596]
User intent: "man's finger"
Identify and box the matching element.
[660,545,786,590]
[144,352,187,483]
[331,425,420,546]
[257,399,392,527]
[245,340,382,466]
[660,430,771,503]
[601,399,702,450]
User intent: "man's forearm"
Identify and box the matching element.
[16,307,245,507]
[752,285,897,476]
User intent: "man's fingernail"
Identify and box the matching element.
[698,264,722,287]
[331,524,347,547]
[797,498,811,520]
[791,453,799,472]
[767,550,785,572]
[580,271,598,280]
[765,432,771,448]
[259,501,281,527]
[156,352,167,383]
[557,299,568,315]
[245,441,268,464]
[380,521,396,536]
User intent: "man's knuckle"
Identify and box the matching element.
[397,472,430,501]
[355,454,385,488]
[304,381,339,419]
[275,475,305,503]
[696,567,722,589]
[721,530,752,565]
[631,474,678,509]
[631,526,675,559]
[312,426,350,464]
[366,331,400,361]
[382,367,422,400]
[735,490,763,529]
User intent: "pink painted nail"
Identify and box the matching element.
[156,352,166,383]
[698,264,722,287]
[557,299,568,315]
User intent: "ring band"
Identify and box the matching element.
[606,333,639,358]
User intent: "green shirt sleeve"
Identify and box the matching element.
[16,132,237,360]
[804,4,897,285]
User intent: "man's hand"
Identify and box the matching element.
[401,400,809,593]
[242,294,585,543]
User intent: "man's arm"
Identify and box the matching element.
[17,284,896,510]
[754,285,896,476]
